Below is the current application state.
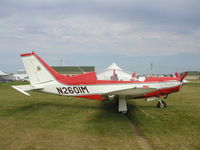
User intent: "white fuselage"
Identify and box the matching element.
[39,80,181,97]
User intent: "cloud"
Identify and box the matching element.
[0,0,199,57]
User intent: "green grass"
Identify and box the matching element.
[127,80,200,150]
[0,81,140,150]
[0,81,200,150]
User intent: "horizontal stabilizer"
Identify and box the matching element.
[12,85,43,96]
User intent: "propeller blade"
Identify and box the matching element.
[175,72,180,78]
[181,72,187,82]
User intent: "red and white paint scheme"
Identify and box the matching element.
[12,52,187,113]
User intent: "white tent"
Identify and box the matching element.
[0,70,8,76]
[97,63,132,81]
[12,70,29,81]
[106,62,122,70]
[0,70,14,82]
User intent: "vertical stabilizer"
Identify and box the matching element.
[21,52,56,85]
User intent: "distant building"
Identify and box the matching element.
[12,70,29,81]
[52,66,95,76]
[181,71,200,80]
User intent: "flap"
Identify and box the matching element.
[105,87,157,97]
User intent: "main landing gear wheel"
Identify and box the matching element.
[157,100,166,108]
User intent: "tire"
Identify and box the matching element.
[157,100,166,108]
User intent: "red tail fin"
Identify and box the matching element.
[21,52,97,85]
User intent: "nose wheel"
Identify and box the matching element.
[157,100,166,108]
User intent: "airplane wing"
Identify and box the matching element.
[12,85,43,96]
[104,87,158,98]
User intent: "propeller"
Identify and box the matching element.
[178,72,188,104]
[181,72,187,82]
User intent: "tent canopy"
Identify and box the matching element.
[0,70,8,76]
[106,62,122,70]
[97,63,131,81]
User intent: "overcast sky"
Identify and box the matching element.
[0,0,200,74]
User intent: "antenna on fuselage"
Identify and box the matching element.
[150,63,153,76]
[76,66,85,74]
[59,55,85,74]
[60,57,63,66]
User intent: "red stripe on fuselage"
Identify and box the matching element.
[144,85,180,98]
[76,95,104,100]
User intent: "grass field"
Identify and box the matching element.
[0,81,199,150]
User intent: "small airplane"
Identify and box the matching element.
[12,52,187,113]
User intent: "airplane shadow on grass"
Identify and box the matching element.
[3,99,157,117]
[3,98,161,119]
[82,100,162,136]
[2,100,103,117]
[1,98,165,138]
[2,99,157,131]
[2,100,135,136]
